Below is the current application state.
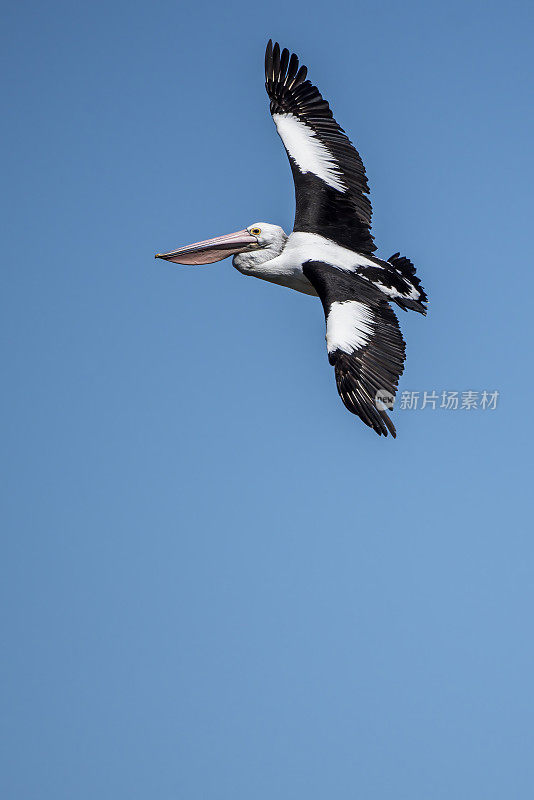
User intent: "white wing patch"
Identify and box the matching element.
[326,301,374,355]
[273,113,346,193]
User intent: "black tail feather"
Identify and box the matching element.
[388,252,428,315]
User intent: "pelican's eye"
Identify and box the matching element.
[250,227,261,236]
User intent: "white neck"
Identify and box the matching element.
[233,232,288,271]
[232,229,318,296]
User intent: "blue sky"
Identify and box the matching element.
[2,0,534,797]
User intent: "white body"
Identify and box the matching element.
[233,229,381,296]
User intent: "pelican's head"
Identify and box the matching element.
[155,222,287,266]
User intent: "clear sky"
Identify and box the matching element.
[2,0,534,797]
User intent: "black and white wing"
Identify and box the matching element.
[265,40,375,254]
[303,261,406,437]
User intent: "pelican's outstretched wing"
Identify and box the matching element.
[265,41,375,254]
[303,261,406,437]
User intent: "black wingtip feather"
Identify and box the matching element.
[265,40,273,78]
[280,47,289,79]
[287,52,299,86]
[335,358,399,437]
[272,42,280,82]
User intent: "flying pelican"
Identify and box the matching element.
[156,41,427,437]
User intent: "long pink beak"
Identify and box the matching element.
[155,229,258,265]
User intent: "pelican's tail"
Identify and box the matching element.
[387,252,428,315]
[355,253,428,315]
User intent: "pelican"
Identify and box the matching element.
[156,41,427,437]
